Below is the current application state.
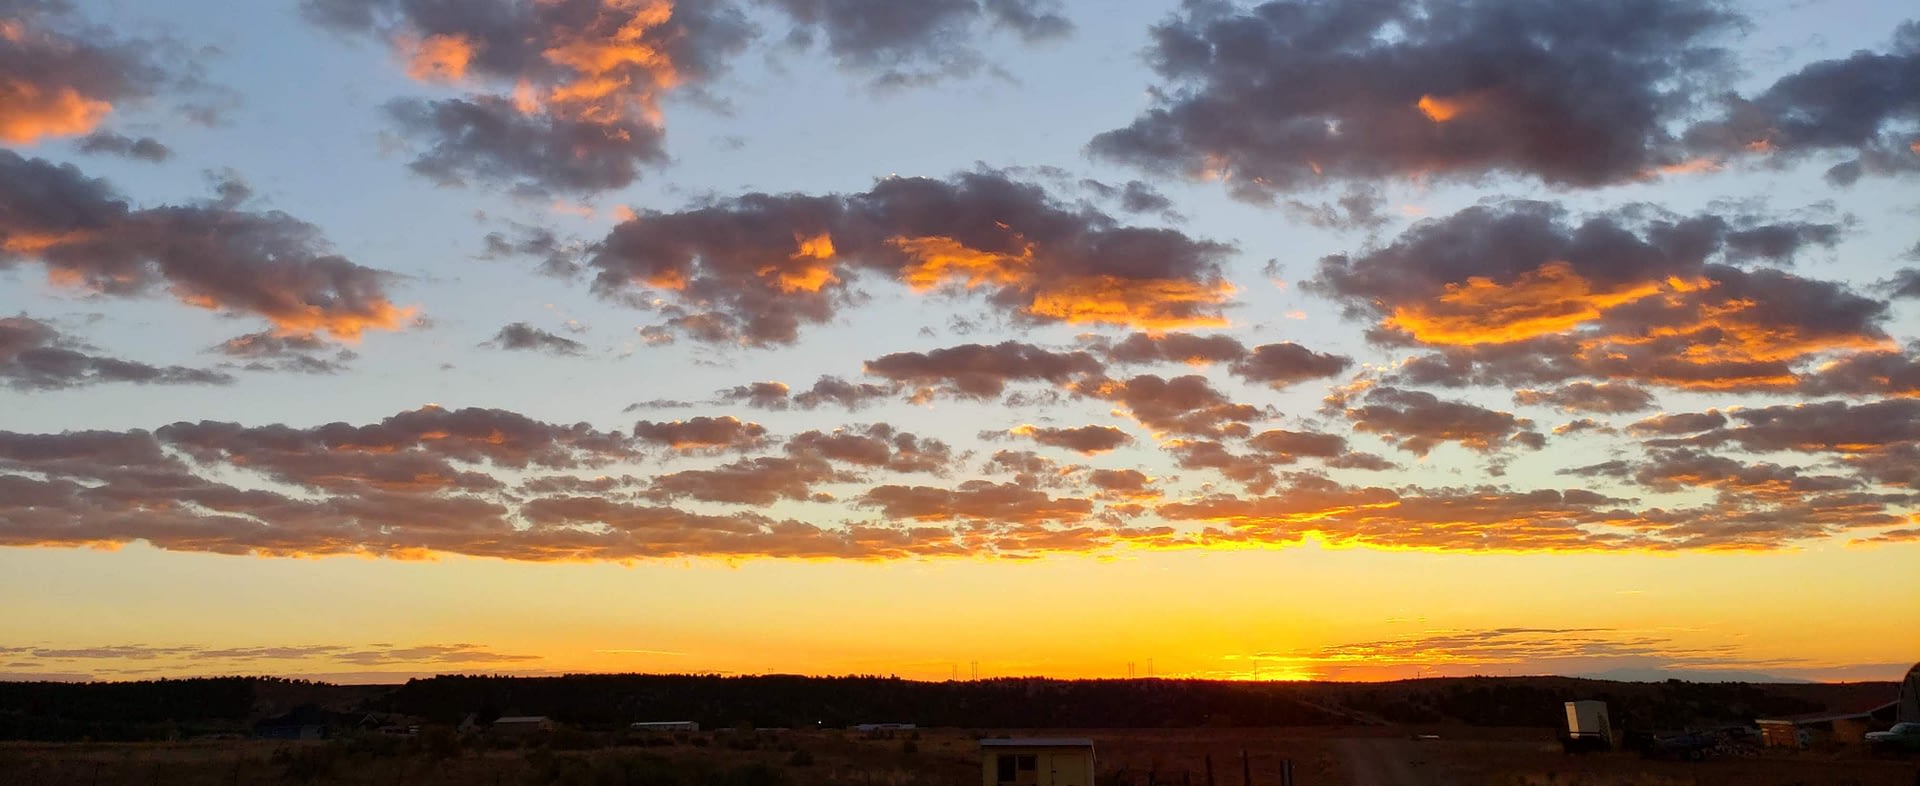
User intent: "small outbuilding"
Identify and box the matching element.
[491,716,556,735]
[630,721,700,732]
[981,738,1095,786]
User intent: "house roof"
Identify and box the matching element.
[494,716,551,724]
[980,738,1095,748]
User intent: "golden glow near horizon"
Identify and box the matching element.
[2,541,1914,684]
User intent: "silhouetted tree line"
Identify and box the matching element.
[0,677,255,740]
[0,674,1858,741]
[1327,677,1826,729]
[378,675,1352,729]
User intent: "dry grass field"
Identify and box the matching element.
[0,727,1915,786]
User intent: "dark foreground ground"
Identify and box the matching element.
[1,727,1915,786]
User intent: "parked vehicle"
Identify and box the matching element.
[1866,722,1920,754]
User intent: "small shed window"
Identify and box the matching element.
[997,754,1037,782]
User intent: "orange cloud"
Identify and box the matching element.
[1027,276,1235,330]
[1416,93,1472,123]
[889,234,1032,291]
[1384,261,1669,345]
[399,33,475,82]
[257,301,416,342]
[763,232,838,293]
[1651,157,1723,177]
[537,0,680,124]
[0,79,112,143]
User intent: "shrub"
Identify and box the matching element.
[787,748,814,766]
[270,744,343,782]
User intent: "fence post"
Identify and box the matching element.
[1279,759,1293,786]
[1240,750,1251,786]
[1204,753,1214,786]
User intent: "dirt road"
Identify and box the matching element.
[1334,737,1454,786]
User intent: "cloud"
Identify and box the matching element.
[645,456,843,505]
[155,406,642,496]
[1073,373,1264,438]
[793,375,893,409]
[485,322,587,355]
[1685,21,1920,183]
[1702,398,1920,454]
[1889,269,1920,300]
[859,480,1092,524]
[1098,331,1246,366]
[1162,474,1900,553]
[1512,382,1655,414]
[717,380,795,409]
[1799,345,1920,398]
[589,171,1235,345]
[1553,418,1613,436]
[0,400,1907,561]
[716,375,895,410]
[304,0,755,194]
[0,0,176,144]
[1629,448,1859,498]
[1089,0,1740,200]
[643,425,961,506]
[1316,200,1882,392]
[785,423,954,472]
[212,331,356,375]
[8,642,536,666]
[1247,428,1347,460]
[1626,410,1727,436]
[1088,468,1156,497]
[632,415,769,451]
[1227,342,1352,388]
[1344,387,1543,456]
[1157,481,1649,551]
[1165,439,1280,493]
[866,340,1103,398]
[304,0,1071,193]
[73,131,170,162]
[0,152,415,339]
[518,495,980,560]
[1006,424,1133,455]
[1,315,232,390]
[1242,627,1835,680]
[764,0,1071,87]
[0,408,1022,562]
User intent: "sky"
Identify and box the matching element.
[2,0,1919,685]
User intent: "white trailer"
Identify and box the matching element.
[1563,700,1612,752]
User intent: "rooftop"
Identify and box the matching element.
[980,738,1095,748]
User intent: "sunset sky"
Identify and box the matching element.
[3,0,1919,685]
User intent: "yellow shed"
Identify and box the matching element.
[981,738,1096,786]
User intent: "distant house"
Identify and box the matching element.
[853,722,916,732]
[490,716,556,735]
[1757,701,1900,747]
[980,738,1095,786]
[630,721,700,732]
